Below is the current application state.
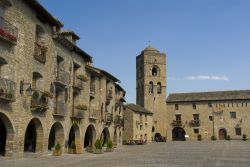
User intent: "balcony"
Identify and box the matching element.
[30,90,49,112]
[170,120,182,127]
[55,68,69,87]
[34,42,47,64]
[72,108,84,119]
[107,90,113,100]
[115,115,124,127]
[0,77,16,102]
[73,75,83,90]
[53,101,66,117]
[89,113,98,122]
[90,85,95,98]
[0,16,17,45]
[105,113,113,123]
[189,120,200,127]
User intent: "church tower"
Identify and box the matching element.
[136,45,167,139]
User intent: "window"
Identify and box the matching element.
[208,103,212,108]
[152,67,157,76]
[193,114,199,120]
[230,112,236,119]
[149,81,153,94]
[235,128,241,136]
[193,103,196,110]
[194,129,199,134]
[175,104,179,110]
[176,114,181,121]
[209,116,213,121]
[157,82,161,94]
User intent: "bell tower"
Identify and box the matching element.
[136,45,167,138]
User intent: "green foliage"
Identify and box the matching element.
[75,104,88,110]
[42,91,53,98]
[242,134,247,141]
[55,143,61,150]
[197,134,202,141]
[70,141,76,150]
[211,135,217,141]
[226,135,231,141]
[95,139,102,150]
[107,140,113,148]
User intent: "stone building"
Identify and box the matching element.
[135,45,250,142]
[136,46,167,140]
[0,0,125,159]
[123,104,153,143]
[167,90,250,141]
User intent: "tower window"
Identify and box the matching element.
[152,68,157,76]
[149,81,153,94]
[157,82,161,94]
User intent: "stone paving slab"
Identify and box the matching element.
[0,141,250,167]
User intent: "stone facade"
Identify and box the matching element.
[123,104,153,143]
[136,46,167,139]
[167,91,250,141]
[0,0,125,159]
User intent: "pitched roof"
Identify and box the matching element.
[23,0,63,27]
[167,90,250,103]
[61,30,80,40]
[126,104,153,115]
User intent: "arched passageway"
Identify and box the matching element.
[172,127,186,141]
[84,125,96,148]
[24,118,43,152]
[48,122,64,150]
[0,113,14,157]
[101,127,110,146]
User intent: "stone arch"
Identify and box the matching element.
[101,127,110,146]
[68,124,81,152]
[84,124,96,148]
[151,65,160,76]
[172,127,186,141]
[0,112,14,157]
[157,82,161,94]
[24,118,44,153]
[48,122,64,151]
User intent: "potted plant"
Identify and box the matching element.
[242,134,247,141]
[197,134,202,141]
[69,141,77,154]
[94,139,103,154]
[226,135,231,141]
[86,143,94,153]
[105,139,114,152]
[53,143,62,156]
[211,135,217,141]
[77,74,88,82]
[42,91,53,98]
[75,104,88,111]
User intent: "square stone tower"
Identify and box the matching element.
[136,45,167,139]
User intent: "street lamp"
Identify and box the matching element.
[20,80,32,96]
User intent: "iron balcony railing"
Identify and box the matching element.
[30,90,49,111]
[105,113,113,123]
[0,77,16,102]
[72,108,84,119]
[54,101,66,117]
[0,16,17,43]
[73,75,83,90]
[171,120,182,127]
[55,68,69,85]
[90,85,95,96]
[34,42,47,64]
[189,120,200,127]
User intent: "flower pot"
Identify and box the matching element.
[94,149,104,154]
[69,149,77,154]
[53,150,62,156]
[86,146,94,153]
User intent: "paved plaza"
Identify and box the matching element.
[0,141,250,167]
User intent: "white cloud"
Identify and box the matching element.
[184,75,229,81]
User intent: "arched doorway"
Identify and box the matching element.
[113,129,117,147]
[48,122,64,150]
[219,129,227,140]
[68,124,80,149]
[172,127,186,141]
[155,133,162,142]
[0,113,14,157]
[84,125,96,148]
[24,118,43,152]
[101,127,110,146]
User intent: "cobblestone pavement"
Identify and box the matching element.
[0,141,250,167]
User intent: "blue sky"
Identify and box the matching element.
[39,0,250,103]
